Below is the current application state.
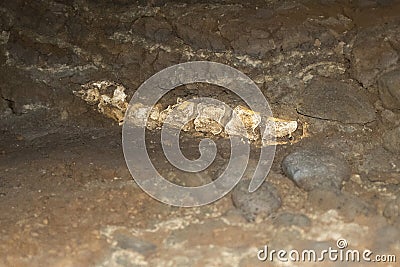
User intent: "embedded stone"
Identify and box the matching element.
[297,77,376,124]
[282,145,351,191]
[378,69,400,110]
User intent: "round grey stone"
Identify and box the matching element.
[378,69,400,110]
[282,145,351,191]
[382,126,400,154]
[232,180,281,222]
[297,77,376,124]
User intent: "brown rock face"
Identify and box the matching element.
[297,77,376,124]
[378,69,400,110]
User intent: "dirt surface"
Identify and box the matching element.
[1,0,400,266]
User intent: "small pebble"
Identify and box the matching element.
[350,174,362,185]
[31,232,39,237]
[231,179,281,222]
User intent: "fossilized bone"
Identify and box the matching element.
[74,80,300,145]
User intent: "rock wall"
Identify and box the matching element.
[0,0,399,124]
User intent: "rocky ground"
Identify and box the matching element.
[1,0,400,266]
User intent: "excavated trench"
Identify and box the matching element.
[1,1,400,266]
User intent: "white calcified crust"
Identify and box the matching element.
[74,80,128,125]
[194,102,227,135]
[74,80,298,145]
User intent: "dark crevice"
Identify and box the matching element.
[1,96,18,114]
[296,108,337,122]
[295,108,375,125]
[353,77,367,89]
[343,57,367,89]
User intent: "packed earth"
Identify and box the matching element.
[1,0,400,266]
